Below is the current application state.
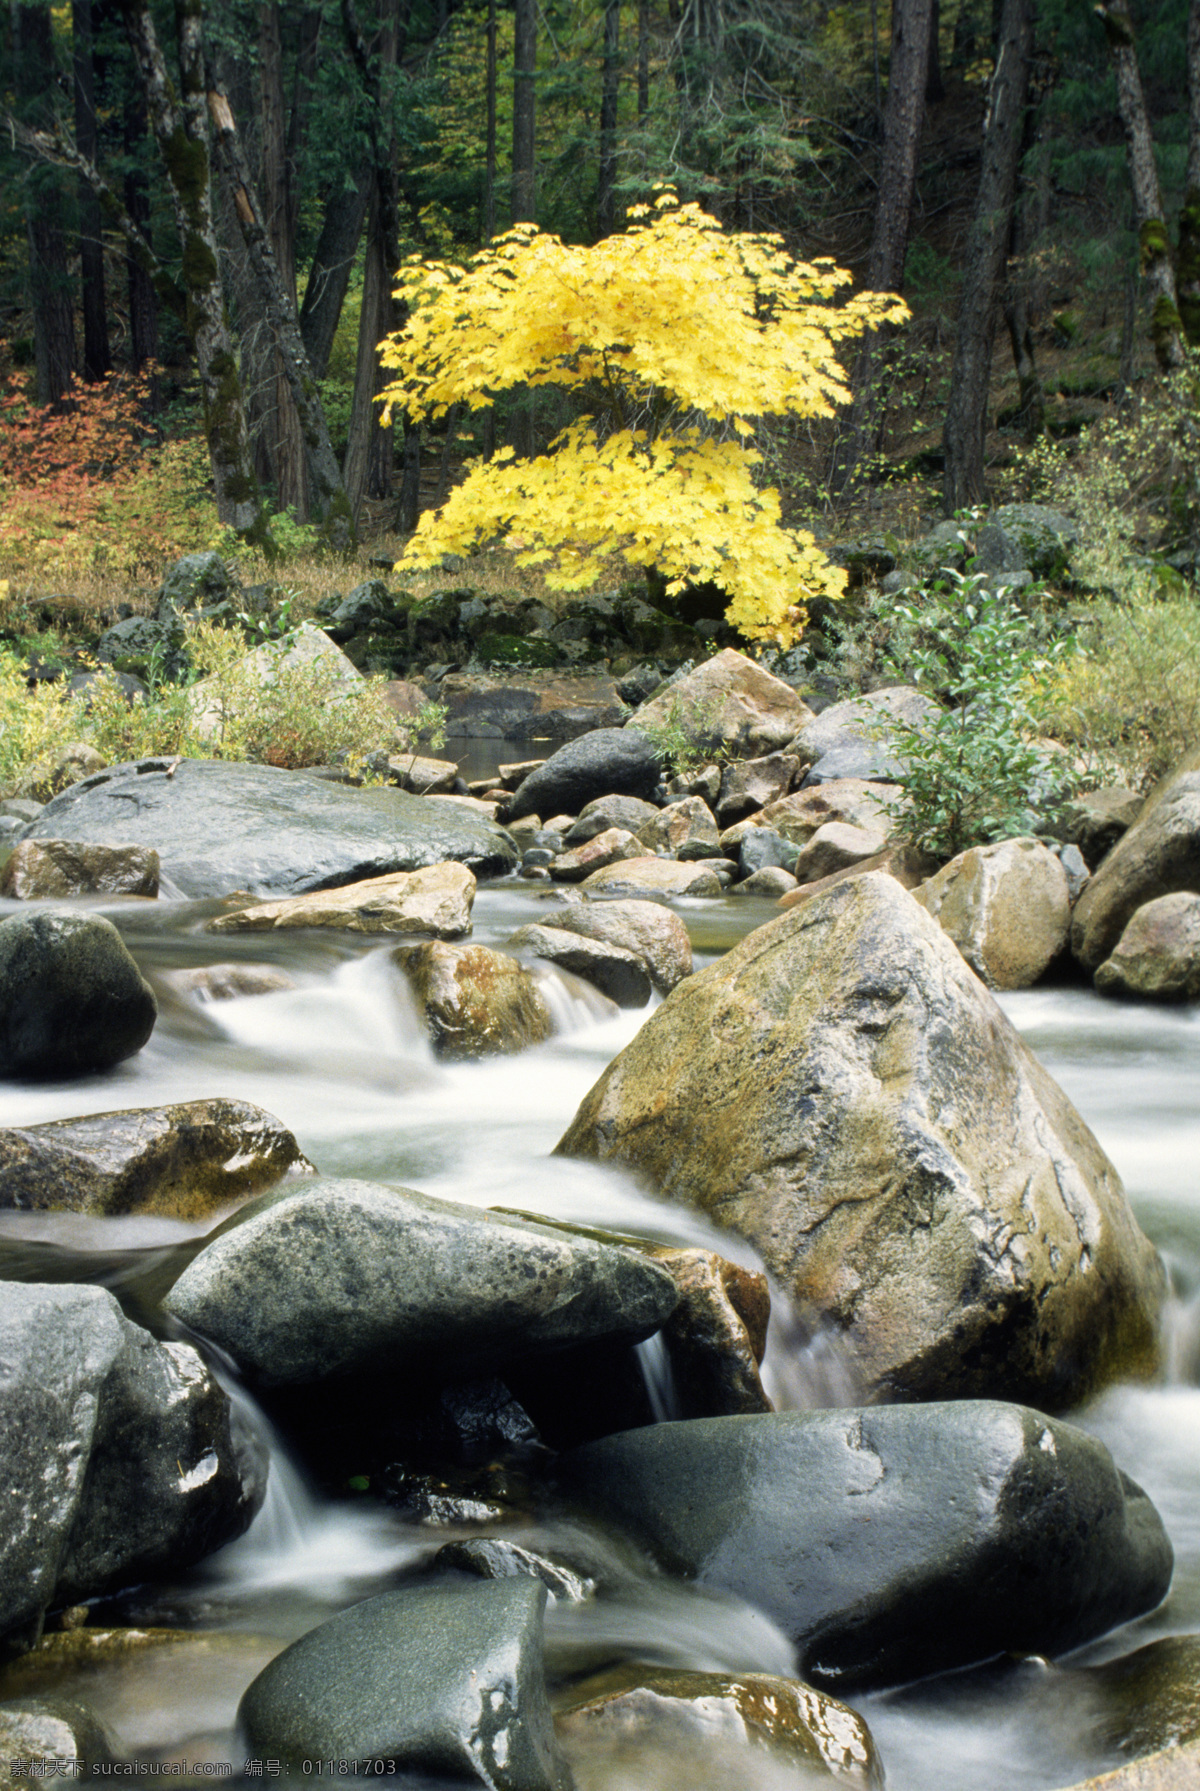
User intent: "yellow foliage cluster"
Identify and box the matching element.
[379,196,906,645]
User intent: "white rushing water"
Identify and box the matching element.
[3,885,1200,1789]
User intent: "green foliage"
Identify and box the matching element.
[633,687,727,777]
[880,571,1073,860]
[0,617,411,794]
[1039,582,1200,789]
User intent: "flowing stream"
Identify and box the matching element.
[2,879,1199,1791]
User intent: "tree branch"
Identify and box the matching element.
[4,110,187,321]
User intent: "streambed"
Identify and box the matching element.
[2,880,1198,1791]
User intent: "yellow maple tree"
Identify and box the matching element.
[379,194,907,646]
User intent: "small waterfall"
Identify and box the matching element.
[636,1332,683,1423]
[202,1369,422,1600]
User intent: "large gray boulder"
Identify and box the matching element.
[791,686,936,772]
[163,1177,678,1388]
[507,728,662,822]
[0,1098,314,1219]
[239,1580,570,1788]
[628,650,814,758]
[557,1404,1173,1692]
[507,923,652,1008]
[532,897,693,993]
[1072,756,1200,971]
[0,910,157,1079]
[1095,894,1200,1001]
[556,873,1165,1410]
[915,835,1071,990]
[16,758,518,899]
[1,1284,264,1659]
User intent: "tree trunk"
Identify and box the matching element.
[257,1,307,518]
[299,171,371,381]
[512,0,537,222]
[942,0,1035,513]
[123,83,160,391]
[830,0,934,492]
[1178,0,1200,347]
[14,1,78,409]
[926,0,945,102]
[638,0,650,120]
[341,0,403,518]
[117,0,266,541]
[344,186,396,513]
[209,88,353,547]
[597,0,621,234]
[1097,1,1186,372]
[73,0,112,381]
[482,0,497,238]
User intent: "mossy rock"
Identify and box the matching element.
[476,632,565,668]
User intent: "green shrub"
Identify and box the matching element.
[881,572,1073,860]
[1038,582,1200,789]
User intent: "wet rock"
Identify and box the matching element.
[563,796,661,845]
[165,963,297,1001]
[0,1697,117,1777]
[637,796,721,857]
[0,840,159,901]
[436,1538,595,1604]
[790,822,887,886]
[508,924,652,1008]
[13,743,107,806]
[0,1284,264,1658]
[1088,1635,1200,1762]
[0,1097,314,1218]
[628,650,814,757]
[556,874,1165,1409]
[1072,754,1200,971]
[18,758,517,899]
[648,1247,771,1416]
[208,862,475,939]
[1058,1740,1200,1789]
[0,910,157,1079]
[555,1664,882,1787]
[915,836,1071,990]
[533,898,693,993]
[558,1404,1173,1692]
[394,941,554,1057]
[580,857,723,898]
[550,829,644,883]
[239,1580,571,1787]
[508,729,662,822]
[715,754,800,826]
[163,1176,678,1388]
[1095,894,1200,1001]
